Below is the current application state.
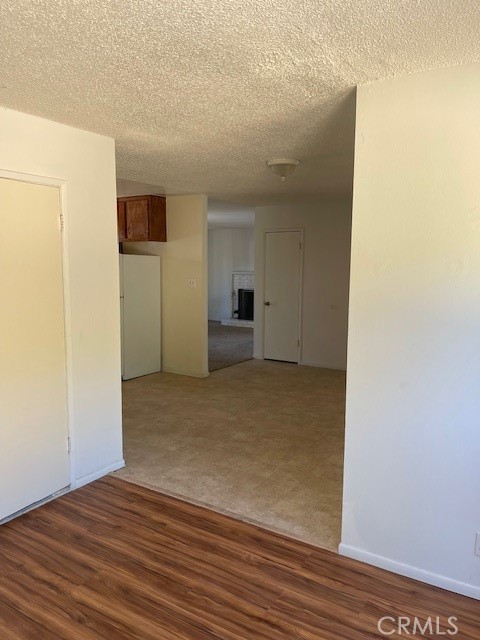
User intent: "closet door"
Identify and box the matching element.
[264,230,302,363]
[0,178,70,521]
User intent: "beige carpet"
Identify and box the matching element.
[208,320,253,371]
[116,359,345,552]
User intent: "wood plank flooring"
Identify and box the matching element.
[0,476,478,639]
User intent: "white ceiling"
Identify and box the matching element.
[2,1,480,205]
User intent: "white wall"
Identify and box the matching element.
[116,178,164,197]
[208,227,254,320]
[120,188,209,378]
[254,201,351,369]
[342,64,480,599]
[0,107,123,486]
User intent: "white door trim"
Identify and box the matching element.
[262,228,304,363]
[0,168,75,488]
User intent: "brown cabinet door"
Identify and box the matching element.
[117,201,127,241]
[125,199,149,241]
[117,195,167,242]
[148,196,167,242]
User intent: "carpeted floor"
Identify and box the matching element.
[117,359,345,551]
[208,320,253,371]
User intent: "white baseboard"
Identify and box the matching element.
[339,543,480,601]
[162,366,209,378]
[299,359,346,371]
[252,354,346,371]
[73,459,125,489]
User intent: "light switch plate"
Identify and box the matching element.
[188,278,197,288]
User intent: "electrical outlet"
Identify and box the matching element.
[188,278,197,288]
[475,532,480,557]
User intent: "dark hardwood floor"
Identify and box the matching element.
[0,476,478,639]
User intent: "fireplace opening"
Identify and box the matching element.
[237,288,254,321]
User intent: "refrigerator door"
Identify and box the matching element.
[121,254,161,380]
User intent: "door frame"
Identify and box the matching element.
[0,168,75,489]
[262,228,304,363]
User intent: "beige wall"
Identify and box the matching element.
[0,107,123,486]
[342,63,480,599]
[254,201,352,370]
[120,187,209,378]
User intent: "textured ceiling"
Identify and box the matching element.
[1,1,480,204]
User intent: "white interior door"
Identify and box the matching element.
[0,177,70,521]
[121,254,161,380]
[264,230,302,363]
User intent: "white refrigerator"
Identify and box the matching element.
[120,254,161,380]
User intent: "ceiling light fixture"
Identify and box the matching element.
[266,158,300,181]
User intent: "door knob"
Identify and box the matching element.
[264,301,271,306]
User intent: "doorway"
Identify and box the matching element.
[264,230,303,363]
[207,202,255,371]
[0,177,70,521]
[118,196,350,553]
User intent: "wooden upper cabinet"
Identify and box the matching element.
[117,195,166,242]
[126,199,149,241]
[117,201,127,241]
